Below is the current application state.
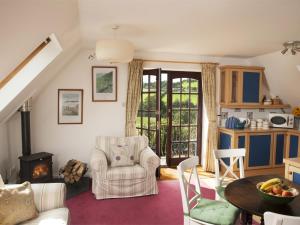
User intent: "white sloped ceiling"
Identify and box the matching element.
[0,0,82,123]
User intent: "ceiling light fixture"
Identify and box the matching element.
[281,41,300,55]
[95,25,134,63]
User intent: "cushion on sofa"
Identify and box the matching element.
[110,144,135,167]
[107,164,146,180]
[20,208,69,225]
[0,175,4,187]
[0,182,38,225]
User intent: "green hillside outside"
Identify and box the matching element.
[136,78,199,157]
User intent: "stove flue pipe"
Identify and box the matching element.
[19,98,32,156]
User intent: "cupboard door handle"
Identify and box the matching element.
[289,171,293,175]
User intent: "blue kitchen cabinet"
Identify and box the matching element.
[243,72,261,103]
[219,132,232,166]
[288,134,299,158]
[283,158,300,185]
[274,133,285,165]
[237,135,246,168]
[219,66,264,106]
[293,172,300,185]
[248,134,272,167]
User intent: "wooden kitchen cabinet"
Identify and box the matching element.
[219,132,232,166]
[284,158,300,185]
[218,128,290,175]
[219,65,264,106]
[286,132,300,158]
[248,133,272,168]
[273,133,286,166]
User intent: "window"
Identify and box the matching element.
[0,34,62,112]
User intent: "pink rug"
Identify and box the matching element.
[66,180,258,225]
[66,180,214,225]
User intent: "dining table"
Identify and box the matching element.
[224,175,300,225]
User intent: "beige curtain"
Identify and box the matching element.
[201,63,218,172]
[125,59,144,137]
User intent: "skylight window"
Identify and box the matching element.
[0,33,62,112]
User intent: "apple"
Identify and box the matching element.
[272,185,283,195]
[282,191,293,197]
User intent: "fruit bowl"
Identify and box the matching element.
[257,181,299,204]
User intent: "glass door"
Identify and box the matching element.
[136,69,161,156]
[166,71,202,167]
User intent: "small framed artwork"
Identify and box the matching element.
[58,89,83,124]
[92,66,117,102]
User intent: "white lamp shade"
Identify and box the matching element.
[96,39,134,63]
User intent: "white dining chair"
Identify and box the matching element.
[213,148,246,200]
[177,156,240,225]
[264,212,300,225]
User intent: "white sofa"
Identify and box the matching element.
[90,136,160,199]
[4,183,70,225]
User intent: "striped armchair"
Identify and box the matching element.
[90,136,160,199]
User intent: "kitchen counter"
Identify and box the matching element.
[218,127,300,176]
[219,127,300,135]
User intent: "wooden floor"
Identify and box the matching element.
[159,166,215,180]
[159,166,285,180]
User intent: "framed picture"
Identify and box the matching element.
[58,89,83,124]
[92,66,117,102]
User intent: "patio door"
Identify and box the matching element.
[166,71,202,167]
[136,69,161,156]
[136,69,202,168]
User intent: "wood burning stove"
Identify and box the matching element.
[19,99,53,183]
[19,152,53,183]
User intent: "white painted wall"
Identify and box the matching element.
[0,123,9,180]
[248,51,300,107]
[29,50,128,175]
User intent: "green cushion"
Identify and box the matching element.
[216,186,225,200]
[190,198,240,225]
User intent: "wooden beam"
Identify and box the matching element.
[0,37,51,89]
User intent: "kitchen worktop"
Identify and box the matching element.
[219,127,300,134]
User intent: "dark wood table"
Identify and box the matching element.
[224,175,300,225]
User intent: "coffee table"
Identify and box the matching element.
[224,175,300,225]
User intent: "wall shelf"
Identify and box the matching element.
[220,103,290,109]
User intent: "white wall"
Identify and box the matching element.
[249,51,300,107]
[0,123,9,180]
[29,50,128,174]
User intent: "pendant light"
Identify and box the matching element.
[95,26,134,63]
[281,41,300,55]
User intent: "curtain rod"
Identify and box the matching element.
[134,58,219,65]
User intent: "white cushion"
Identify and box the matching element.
[121,136,149,163]
[20,208,69,225]
[107,165,146,180]
[95,136,149,164]
[110,144,135,167]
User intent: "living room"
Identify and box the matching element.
[1,0,300,225]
